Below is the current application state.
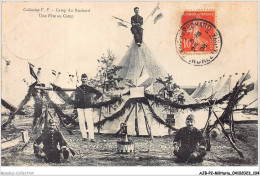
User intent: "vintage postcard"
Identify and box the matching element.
[1,1,259,175]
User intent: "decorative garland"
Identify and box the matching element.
[94,91,234,131]
[51,83,231,112]
[92,97,122,109]
[144,100,178,131]
[144,92,232,110]
[94,97,178,130]
[50,83,122,108]
[94,98,140,127]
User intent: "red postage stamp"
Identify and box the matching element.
[175,10,222,66]
[181,11,215,53]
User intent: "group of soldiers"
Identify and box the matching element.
[33,7,206,164]
[33,73,207,164]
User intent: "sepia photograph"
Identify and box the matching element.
[1,1,259,175]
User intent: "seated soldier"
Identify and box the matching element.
[173,114,206,163]
[33,119,69,163]
[131,7,143,47]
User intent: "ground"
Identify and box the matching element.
[1,113,258,166]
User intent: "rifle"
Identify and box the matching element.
[31,137,49,161]
[185,110,211,164]
[55,123,77,156]
[46,108,77,156]
[185,138,207,164]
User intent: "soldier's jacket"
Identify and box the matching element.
[35,128,66,152]
[174,126,206,153]
[74,85,102,109]
[131,14,143,27]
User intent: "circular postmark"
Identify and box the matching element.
[175,18,222,66]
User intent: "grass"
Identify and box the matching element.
[1,114,258,166]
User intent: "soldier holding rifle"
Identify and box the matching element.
[33,119,69,163]
[173,114,207,163]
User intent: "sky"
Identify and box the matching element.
[2,1,258,91]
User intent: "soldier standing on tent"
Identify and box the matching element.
[131,7,143,47]
[173,114,206,163]
[73,73,102,142]
[33,119,69,163]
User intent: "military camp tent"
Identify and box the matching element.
[116,40,195,104]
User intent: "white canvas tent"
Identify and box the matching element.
[1,61,74,108]
[2,62,34,107]
[193,81,207,99]
[116,40,195,104]
[94,41,199,136]
[192,73,245,102]
[117,40,167,93]
[212,77,223,96]
[198,81,214,100]
[213,75,232,100]
[96,106,211,136]
[191,83,201,98]
[33,67,74,105]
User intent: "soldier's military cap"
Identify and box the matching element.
[186,114,195,121]
[81,73,88,79]
[49,119,56,125]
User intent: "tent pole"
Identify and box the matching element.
[125,103,136,123]
[98,108,102,134]
[230,112,235,143]
[212,110,244,158]
[203,106,212,134]
[203,106,212,151]
[140,103,153,140]
[135,102,139,136]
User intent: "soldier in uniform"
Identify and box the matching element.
[34,119,68,163]
[74,73,102,142]
[131,7,143,47]
[173,114,206,163]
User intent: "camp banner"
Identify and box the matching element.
[1,1,258,176]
